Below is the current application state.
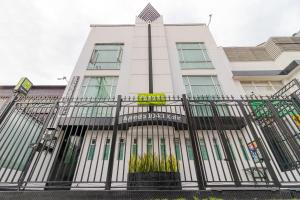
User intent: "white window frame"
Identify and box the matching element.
[241,81,283,95]
[183,75,223,97]
[176,42,213,69]
[88,44,123,70]
[80,76,118,98]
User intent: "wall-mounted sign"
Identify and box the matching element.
[137,93,166,105]
[250,100,297,118]
[14,77,33,96]
[292,114,300,126]
[120,112,184,124]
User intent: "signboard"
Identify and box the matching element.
[137,93,166,105]
[250,100,297,118]
[14,77,33,96]
[292,114,300,126]
[120,112,184,124]
[247,141,262,163]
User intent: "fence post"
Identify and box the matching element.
[237,101,281,187]
[182,94,206,190]
[105,95,122,190]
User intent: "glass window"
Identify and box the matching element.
[177,43,213,69]
[160,138,166,159]
[80,77,118,98]
[183,76,228,117]
[199,139,208,160]
[88,44,123,70]
[147,138,153,154]
[132,138,138,156]
[118,138,125,160]
[183,76,222,97]
[185,138,194,160]
[174,138,181,160]
[76,76,118,117]
[87,139,96,160]
[103,139,111,160]
[213,138,222,160]
[241,81,283,96]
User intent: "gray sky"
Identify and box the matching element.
[0,0,299,85]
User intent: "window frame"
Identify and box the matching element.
[241,81,283,96]
[118,138,125,160]
[87,138,97,160]
[183,75,223,97]
[79,76,118,98]
[103,138,111,160]
[176,42,213,69]
[87,43,124,70]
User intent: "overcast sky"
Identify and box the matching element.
[0,0,299,85]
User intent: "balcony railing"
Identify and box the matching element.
[0,93,300,191]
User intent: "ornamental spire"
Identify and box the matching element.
[138,3,161,23]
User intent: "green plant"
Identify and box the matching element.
[128,153,179,173]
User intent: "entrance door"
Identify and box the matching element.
[46,128,84,190]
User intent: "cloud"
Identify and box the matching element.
[0,0,299,85]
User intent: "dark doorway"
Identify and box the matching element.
[261,125,296,171]
[46,126,86,190]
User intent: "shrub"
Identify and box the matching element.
[128,153,179,173]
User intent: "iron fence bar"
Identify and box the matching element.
[210,101,241,186]
[248,100,288,183]
[17,99,59,190]
[291,93,300,110]
[265,101,300,158]
[105,95,122,190]
[182,94,206,190]
[6,100,50,184]
[237,101,281,187]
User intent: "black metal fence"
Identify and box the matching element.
[0,93,300,191]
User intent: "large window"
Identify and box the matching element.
[88,44,123,70]
[183,76,222,97]
[79,77,118,98]
[103,139,111,160]
[241,81,283,96]
[183,76,226,116]
[176,43,213,69]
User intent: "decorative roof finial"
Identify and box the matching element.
[138,3,160,23]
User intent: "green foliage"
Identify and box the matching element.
[129,153,179,173]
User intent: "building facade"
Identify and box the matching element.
[0,4,300,197]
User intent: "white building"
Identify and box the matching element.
[0,4,300,193]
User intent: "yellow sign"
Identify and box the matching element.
[14,77,33,96]
[292,114,300,127]
[137,93,166,105]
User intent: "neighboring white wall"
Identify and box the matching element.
[274,51,300,68]
[230,61,279,71]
